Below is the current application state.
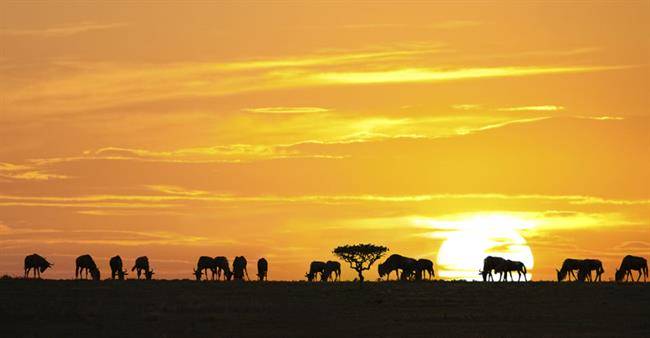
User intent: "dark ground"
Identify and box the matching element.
[1,279,648,337]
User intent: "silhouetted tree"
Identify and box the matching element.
[333,244,388,282]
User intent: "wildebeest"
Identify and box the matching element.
[378,254,419,280]
[75,254,100,280]
[131,256,151,280]
[24,254,53,279]
[109,255,128,280]
[233,256,249,280]
[257,258,268,281]
[306,261,327,281]
[576,259,604,282]
[144,269,155,280]
[321,261,341,282]
[214,256,233,281]
[495,259,527,282]
[417,259,435,280]
[615,255,648,282]
[480,256,507,281]
[556,258,584,282]
[193,256,216,281]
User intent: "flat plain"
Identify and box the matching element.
[1,279,648,337]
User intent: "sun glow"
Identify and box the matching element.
[417,214,535,281]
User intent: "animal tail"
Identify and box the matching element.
[131,265,136,272]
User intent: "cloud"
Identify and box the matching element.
[0,22,128,37]
[451,104,481,110]
[0,162,68,181]
[497,105,565,112]
[243,107,330,114]
[427,20,482,29]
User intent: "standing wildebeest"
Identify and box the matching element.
[131,256,151,280]
[24,254,53,279]
[321,261,341,282]
[109,255,128,280]
[306,261,327,281]
[378,254,419,280]
[417,259,435,280]
[576,259,604,282]
[257,258,268,281]
[557,258,584,282]
[399,258,421,281]
[615,255,648,282]
[75,254,100,280]
[494,259,527,282]
[233,256,249,281]
[194,256,216,281]
[214,256,233,281]
[480,256,507,281]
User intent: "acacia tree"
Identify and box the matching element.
[333,243,389,282]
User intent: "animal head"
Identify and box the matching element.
[377,263,386,278]
[145,269,155,280]
[40,261,53,273]
[615,269,625,282]
[305,272,314,281]
[90,268,101,281]
[118,269,128,280]
[224,270,233,281]
[193,268,202,281]
[479,270,488,282]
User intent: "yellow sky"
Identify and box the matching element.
[1,2,648,280]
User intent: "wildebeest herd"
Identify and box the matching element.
[21,252,649,282]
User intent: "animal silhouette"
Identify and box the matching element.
[257,258,268,281]
[109,255,128,280]
[131,256,151,280]
[576,259,604,282]
[615,255,648,282]
[378,254,419,280]
[321,261,341,281]
[144,269,155,280]
[24,254,53,279]
[193,256,216,281]
[233,256,249,280]
[480,256,507,281]
[417,259,435,280]
[75,254,100,280]
[214,256,233,280]
[494,259,527,281]
[556,258,584,281]
[306,261,326,281]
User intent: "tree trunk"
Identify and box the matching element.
[356,269,364,283]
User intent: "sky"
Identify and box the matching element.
[1,2,648,281]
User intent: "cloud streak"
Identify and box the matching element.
[0,22,128,37]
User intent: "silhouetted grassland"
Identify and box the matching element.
[1,280,648,337]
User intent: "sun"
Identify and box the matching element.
[418,214,535,280]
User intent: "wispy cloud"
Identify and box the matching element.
[243,107,330,114]
[0,162,67,181]
[497,105,565,112]
[0,21,128,37]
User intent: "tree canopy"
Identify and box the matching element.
[333,243,389,282]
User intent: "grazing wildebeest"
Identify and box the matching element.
[399,257,421,281]
[131,256,151,280]
[480,256,507,281]
[257,258,268,281]
[144,269,155,280]
[306,261,327,281]
[556,258,584,282]
[417,259,435,280]
[495,259,527,281]
[615,255,648,282]
[378,254,419,280]
[577,259,604,282]
[193,256,216,281]
[75,254,100,280]
[233,256,249,281]
[24,254,53,279]
[321,261,341,282]
[109,255,128,280]
[214,256,233,281]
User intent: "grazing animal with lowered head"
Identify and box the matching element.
[193,256,216,281]
[214,256,233,281]
[257,258,268,281]
[400,257,420,281]
[615,255,648,282]
[378,254,418,281]
[321,261,341,282]
[24,254,53,279]
[109,255,128,280]
[494,259,527,282]
[480,256,507,282]
[131,256,152,280]
[233,256,249,281]
[557,258,584,282]
[306,261,327,281]
[76,254,100,280]
[417,259,435,280]
[577,259,604,282]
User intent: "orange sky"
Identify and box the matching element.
[1,2,648,281]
